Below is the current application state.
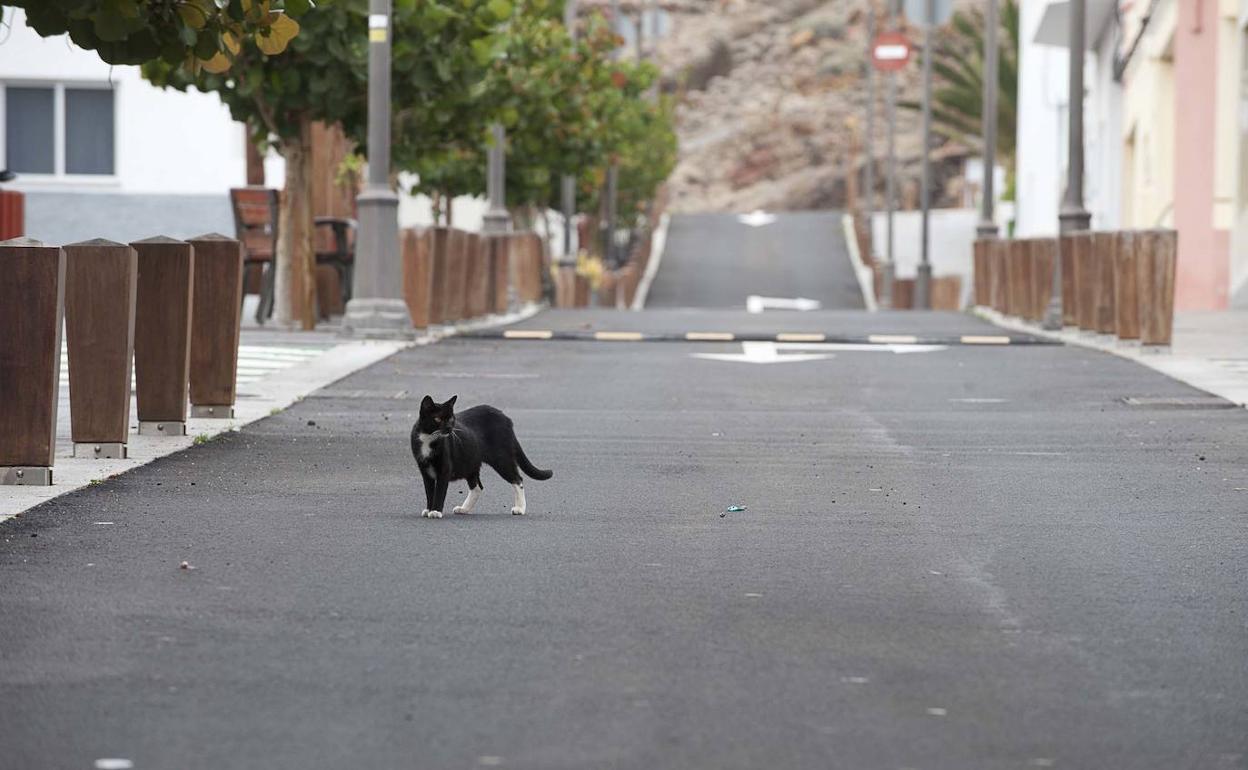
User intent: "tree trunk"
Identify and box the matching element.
[275,118,317,329]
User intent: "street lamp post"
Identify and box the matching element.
[864,3,877,226]
[560,0,578,264]
[976,0,999,240]
[343,0,413,338]
[915,0,934,310]
[882,0,900,309]
[604,0,621,268]
[483,122,511,234]
[1047,0,1091,328]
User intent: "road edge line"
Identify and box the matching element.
[631,212,670,311]
[841,212,879,313]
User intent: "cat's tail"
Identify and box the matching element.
[515,442,553,481]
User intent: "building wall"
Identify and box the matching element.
[1014,0,1068,237]
[0,10,246,197]
[1087,30,1123,231]
[1,9,246,244]
[1173,0,1231,309]
[1226,0,1248,305]
[1121,0,1177,232]
[1014,1,1121,237]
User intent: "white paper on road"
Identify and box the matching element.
[745,295,822,314]
[692,340,946,364]
[737,210,777,227]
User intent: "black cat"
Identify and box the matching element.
[409,395,553,519]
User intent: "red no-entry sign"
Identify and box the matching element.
[871,32,912,71]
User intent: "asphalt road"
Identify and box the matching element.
[644,211,866,310]
[2,218,1247,768]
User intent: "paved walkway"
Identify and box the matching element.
[2,329,407,521]
[984,309,1248,406]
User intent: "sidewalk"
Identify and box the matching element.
[982,309,1248,406]
[1,300,545,523]
[0,327,409,522]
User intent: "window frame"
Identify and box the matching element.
[0,79,119,187]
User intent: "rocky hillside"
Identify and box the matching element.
[653,0,972,214]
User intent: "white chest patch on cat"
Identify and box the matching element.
[417,432,437,460]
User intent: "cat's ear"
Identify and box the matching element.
[420,395,435,411]
[445,394,458,409]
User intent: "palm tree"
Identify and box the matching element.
[902,0,1019,193]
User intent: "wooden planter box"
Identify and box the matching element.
[1138,229,1177,346]
[63,239,137,458]
[463,232,490,319]
[1113,231,1141,341]
[131,237,194,436]
[1092,232,1117,334]
[401,228,433,329]
[0,238,65,485]
[188,234,244,418]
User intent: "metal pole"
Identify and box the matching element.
[864,3,876,222]
[1048,0,1091,328]
[560,0,578,263]
[976,0,999,239]
[883,2,898,309]
[915,0,934,310]
[483,122,511,233]
[606,0,621,267]
[343,0,412,338]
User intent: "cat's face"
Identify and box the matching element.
[417,395,457,435]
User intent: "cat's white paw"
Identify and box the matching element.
[452,505,469,515]
[427,509,443,519]
[511,507,525,516]
[420,509,430,518]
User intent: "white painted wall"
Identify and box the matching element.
[1,9,246,196]
[1015,1,1123,237]
[1085,18,1123,231]
[870,208,978,308]
[1015,0,1070,237]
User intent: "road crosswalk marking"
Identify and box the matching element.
[58,344,331,389]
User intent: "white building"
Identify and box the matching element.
[1014,0,1121,237]
[0,9,252,243]
[0,9,495,246]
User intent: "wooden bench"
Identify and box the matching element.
[230,187,356,323]
[230,187,278,323]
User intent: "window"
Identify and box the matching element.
[2,84,115,177]
[4,87,54,174]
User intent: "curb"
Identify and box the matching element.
[631,212,670,311]
[841,213,879,312]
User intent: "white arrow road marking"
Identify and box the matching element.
[693,341,832,364]
[693,341,947,364]
[737,210,777,227]
[746,295,823,313]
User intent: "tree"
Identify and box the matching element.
[9,0,307,70]
[902,0,1019,190]
[405,8,676,236]
[145,0,512,328]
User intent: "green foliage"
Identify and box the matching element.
[144,0,511,148]
[406,7,677,224]
[9,0,308,69]
[144,2,367,144]
[902,0,1018,172]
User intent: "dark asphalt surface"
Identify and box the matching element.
[645,211,866,310]
[3,216,1248,769]
[502,307,1032,339]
